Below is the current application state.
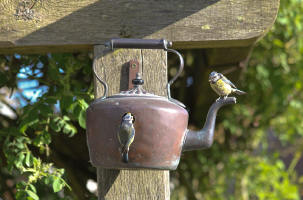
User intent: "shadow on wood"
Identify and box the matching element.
[120,62,132,92]
[97,169,120,197]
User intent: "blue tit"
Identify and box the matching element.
[117,112,135,163]
[209,71,246,99]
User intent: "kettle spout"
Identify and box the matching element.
[182,97,236,152]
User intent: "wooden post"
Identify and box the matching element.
[93,45,170,199]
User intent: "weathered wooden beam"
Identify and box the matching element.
[0,0,279,54]
[93,46,170,199]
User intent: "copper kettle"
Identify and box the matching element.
[86,39,236,170]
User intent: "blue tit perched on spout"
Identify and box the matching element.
[209,71,246,99]
[117,112,135,163]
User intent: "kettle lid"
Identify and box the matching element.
[109,73,156,98]
[107,73,185,108]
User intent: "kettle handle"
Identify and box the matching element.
[165,48,184,99]
[93,38,184,99]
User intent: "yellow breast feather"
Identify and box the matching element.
[210,79,232,96]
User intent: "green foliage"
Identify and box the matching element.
[0,53,93,199]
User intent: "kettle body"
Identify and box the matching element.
[86,96,188,170]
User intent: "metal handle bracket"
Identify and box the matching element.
[94,38,184,101]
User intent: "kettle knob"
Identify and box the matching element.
[132,73,144,86]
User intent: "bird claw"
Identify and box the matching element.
[216,96,228,102]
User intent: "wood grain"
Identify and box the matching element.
[0,0,279,53]
[93,45,170,200]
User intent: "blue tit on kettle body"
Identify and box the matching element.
[117,112,135,163]
[209,71,246,99]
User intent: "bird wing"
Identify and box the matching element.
[124,126,135,149]
[219,73,237,88]
[117,125,123,145]
[118,124,128,145]
[118,124,135,152]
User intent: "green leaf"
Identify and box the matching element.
[16,181,27,189]
[16,190,27,200]
[273,39,284,47]
[20,118,39,133]
[78,109,86,129]
[43,175,53,185]
[61,95,74,111]
[78,99,89,110]
[28,184,37,193]
[37,103,53,117]
[63,115,71,121]
[41,131,51,145]
[50,118,61,132]
[52,177,63,193]
[56,117,66,130]
[15,141,25,149]
[15,153,25,168]
[57,168,65,174]
[63,123,77,137]
[71,104,82,119]
[25,152,32,167]
[25,190,39,200]
[33,131,51,146]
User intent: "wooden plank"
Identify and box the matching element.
[93,45,170,200]
[0,0,279,54]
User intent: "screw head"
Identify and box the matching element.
[131,63,137,69]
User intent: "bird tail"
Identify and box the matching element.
[121,147,129,163]
[122,151,128,163]
[233,89,246,95]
